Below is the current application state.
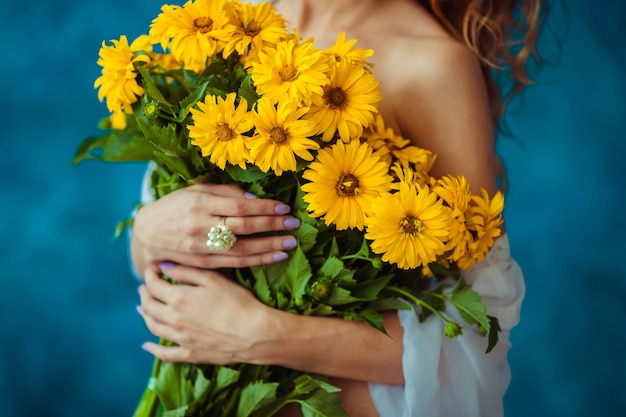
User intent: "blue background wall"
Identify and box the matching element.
[1,1,624,416]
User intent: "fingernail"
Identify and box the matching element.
[136,305,143,315]
[284,217,301,229]
[273,252,289,262]
[141,343,148,352]
[159,261,175,270]
[275,204,291,214]
[282,237,297,250]
[244,192,257,199]
[137,285,142,295]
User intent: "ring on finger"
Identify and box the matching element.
[206,217,237,251]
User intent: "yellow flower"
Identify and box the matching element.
[323,32,374,67]
[305,57,381,143]
[363,114,436,169]
[457,189,504,269]
[222,1,288,60]
[432,175,473,263]
[390,163,432,190]
[109,110,128,130]
[188,93,253,169]
[149,0,234,72]
[251,38,330,106]
[365,182,450,270]
[302,140,391,230]
[94,35,150,113]
[249,98,319,176]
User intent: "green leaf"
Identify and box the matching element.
[238,74,260,108]
[225,164,269,183]
[251,267,275,307]
[74,130,155,165]
[449,287,490,331]
[292,221,318,253]
[485,315,501,354]
[215,365,240,389]
[345,307,387,334]
[294,390,350,417]
[284,245,312,306]
[317,257,344,280]
[138,66,175,107]
[177,81,209,122]
[236,381,279,417]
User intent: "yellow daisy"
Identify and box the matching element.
[390,163,432,190]
[94,35,151,113]
[248,98,319,176]
[323,32,374,67]
[457,189,504,269]
[149,0,234,72]
[109,110,128,130]
[365,182,451,270]
[363,114,436,169]
[301,140,391,230]
[305,57,381,143]
[222,1,288,60]
[432,175,473,263]
[188,93,253,169]
[251,38,330,106]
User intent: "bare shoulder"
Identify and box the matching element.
[370,34,498,193]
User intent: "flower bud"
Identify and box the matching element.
[444,322,463,338]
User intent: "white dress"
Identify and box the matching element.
[368,235,525,417]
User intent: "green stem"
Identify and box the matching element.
[386,286,451,324]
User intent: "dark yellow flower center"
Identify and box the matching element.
[400,216,423,238]
[312,282,329,298]
[336,173,360,197]
[269,127,289,144]
[244,21,260,36]
[324,87,348,110]
[194,16,214,33]
[279,65,299,82]
[216,123,236,142]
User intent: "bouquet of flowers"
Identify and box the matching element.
[76,0,505,415]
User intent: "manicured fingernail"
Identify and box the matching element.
[159,261,175,270]
[245,192,257,199]
[141,343,148,352]
[275,204,291,214]
[136,305,143,315]
[284,217,301,229]
[282,237,297,250]
[137,285,142,295]
[273,252,289,262]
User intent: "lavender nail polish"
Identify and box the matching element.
[244,192,257,199]
[159,261,176,270]
[273,252,289,262]
[284,217,301,229]
[275,204,291,214]
[282,237,297,250]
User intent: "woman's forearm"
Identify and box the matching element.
[249,309,406,385]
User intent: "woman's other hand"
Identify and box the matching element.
[131,183,301,276]
[137,263,274,364]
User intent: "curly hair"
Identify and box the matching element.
[420,0,547,122]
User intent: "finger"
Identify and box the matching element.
[138,287,175,325]
[143,266,183,304]
[140,313,181,342]
[185,183,252,199]
[193,191,292,218]
[142,342,237,365]
[157,263,222,287]
[225,215,301,236]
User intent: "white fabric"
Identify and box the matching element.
[369,235,525,417]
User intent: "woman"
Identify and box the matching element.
[133,0,545,415]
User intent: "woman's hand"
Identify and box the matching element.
[138,263,273,364]
[131,183,301,276]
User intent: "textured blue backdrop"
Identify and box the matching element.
[1,1,624,416]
